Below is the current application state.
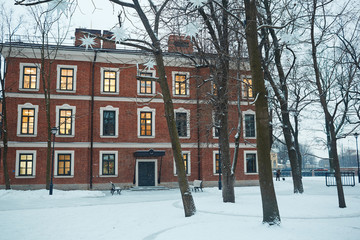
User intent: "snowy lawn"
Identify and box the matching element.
[1,177,359,240]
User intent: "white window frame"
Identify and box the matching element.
[243,110,256,139]
[19,63,40,91]
[56,104,76,138]
[137,69,156,96]
[99,151,118,177]
[244,150,258,175]
[173,151,191,176]
[100,67,120,94]
[100,106,119,138]
[15,150,37,178]
[213,150,220,175]
[17,103,39,137]
[56,65,77,93]
[54,150,75,178]
[137,107,156,138]
[174,108,190,139]
[172,71,190,97]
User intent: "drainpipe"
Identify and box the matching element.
[196,67,201,180]
[89,51,97,189]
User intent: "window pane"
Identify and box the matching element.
[103,70,117,93]
[175,74,187,95]
[21,108,35,135]
[19,154,33,176]
[59,110,72,135]
[140,112,152,136]
[245,114,255,137]
[246,153,257,173]
[103,111,115,136]
[60,68,74,91]
[23,67,37,89]
[243,78,253,98]
[176,112,187,137]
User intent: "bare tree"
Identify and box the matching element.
[244,0,281,224]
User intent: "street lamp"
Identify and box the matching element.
[49,127,58,195]
[354,133,360,183]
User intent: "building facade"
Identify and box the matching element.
[0,30,258,190]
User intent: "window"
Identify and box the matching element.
[56,105,76,137]
[172,72,190,97]
[213,151,221,174]
[244,113,256,138]
[242,78,253,98]
[245,152,257,174]
[17,103,39,137]
[174,152,191,176]
[213,111,220,138]
[57,65,77,92]
[101,68,119,94]
[100,151,118,177]
[54,151,74,177]
[19,63,40,90]
[15,150,37,178]
[175,108,190,138]
[138,71,156,95]
[137,107,156,138]
[100,106,119,138]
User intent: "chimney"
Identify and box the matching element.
[102,30,116,49]
[75,28,101,49]
[168,35,193,54]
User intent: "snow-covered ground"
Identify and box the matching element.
[1,177,359,240]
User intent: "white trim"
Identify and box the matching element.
[100,106,119,138]
[99,151,119,177]
[137,69,156,96]
[173,151,191,176]
[54,150,75,178]
[56,104,76,137]
[56,65,77,93]
[137,107,156,138]
[19,63,40,91]
[172,71,190,97]
[135,159,158,187]
[244,150,258,175]
[15,150,37,178]
[17,103,39,137]
[213,150,220,175]
[100,67,120,94]
[243,109,256,139]
[174,108,190,139]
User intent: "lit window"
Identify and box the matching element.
[139,72,153,94]
[140,112,152,136]
[19,153,33,176]
[103,70,117,93]
[21,108,35,135]
[172,72,190,97]
[174,152,191,176]
[59,109,72,135]
[59,68,74,90]
[57,154,71,176]
[22,66,37,89]
[242,78,253,98]
[246,153,257,173]
[102,154,115,175]
[214,152,221,174]
[245,114,255,138]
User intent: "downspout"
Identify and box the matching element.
[196,67,201,180]
[89,51,98,189]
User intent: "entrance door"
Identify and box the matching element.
[138,161,156,186]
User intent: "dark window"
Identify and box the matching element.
[22,66,37,89]
[215,153,220,174]
[246,153,257,173]
[103,70,117,93]
[102,154,115,175]
[21,108,35,135]
[19,153,33,176]
[103,111,115,136]
[57,154,71,176]
[174,74,187,95]
[214,113,220,138]
[176,112,187,137]
[245,114,255,138]
[59,68,74,91]
[139,72,153,94]
[140,112,152,136]
[59,109,72,135]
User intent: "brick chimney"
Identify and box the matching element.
[168,35,193,54]
[75,28,101,49]
[102,30,116,49]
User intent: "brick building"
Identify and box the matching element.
[0,29,258,190]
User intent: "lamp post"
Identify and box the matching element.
[49,127,58,195]
[355,133,359,183]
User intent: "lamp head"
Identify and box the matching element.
[51,127,58,135]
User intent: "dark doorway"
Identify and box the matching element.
[138,161,155,186]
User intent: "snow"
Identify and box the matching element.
[1,177,360,240]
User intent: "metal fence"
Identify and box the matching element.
[325,172,355,187]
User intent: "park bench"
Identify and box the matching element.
[191,180,203,192]
[110,182,122,195]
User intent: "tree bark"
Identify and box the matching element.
[244,0,281,224]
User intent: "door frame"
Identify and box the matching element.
[136,159,157,187]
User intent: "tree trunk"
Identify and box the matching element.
[1,93,11,189]
[244,0,281,224]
